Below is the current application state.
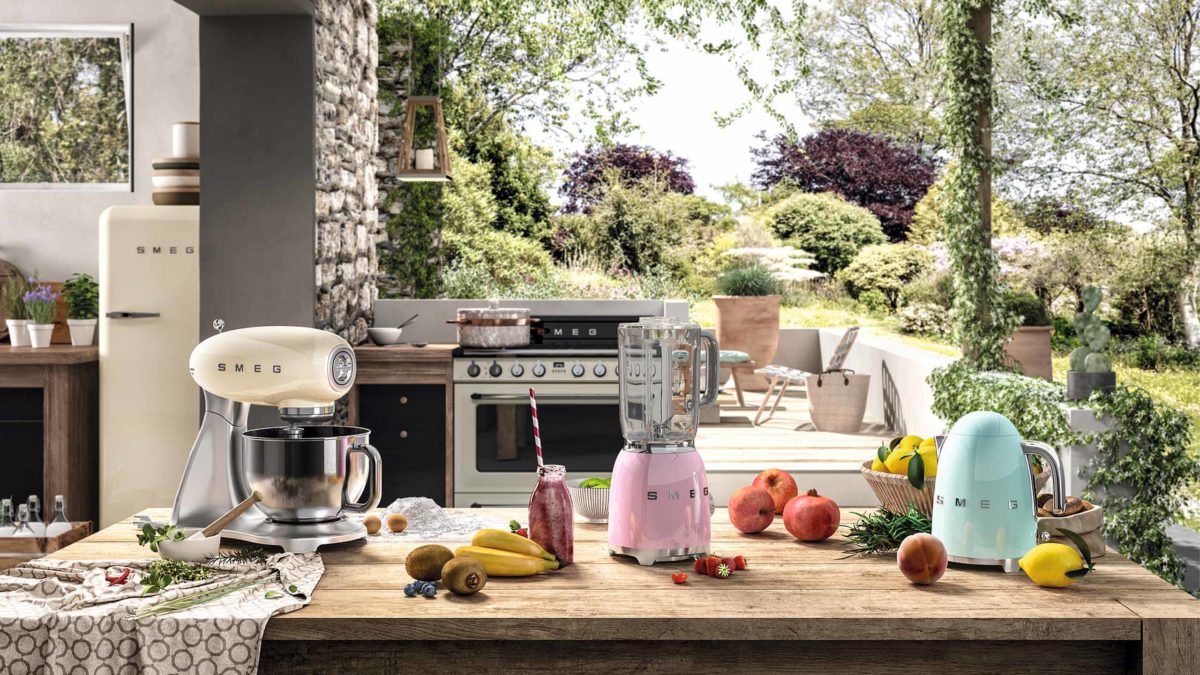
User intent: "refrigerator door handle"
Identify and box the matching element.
[106,311,161,319]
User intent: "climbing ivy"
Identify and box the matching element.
[929,362,1199,587]
[940,0,1013,368]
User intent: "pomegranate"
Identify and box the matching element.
[897,533,947,585]
[782,489,840,541]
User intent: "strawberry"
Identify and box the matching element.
[515,528,529,538]
[693,557,706,574]
[721,557,736,575]
[704,555,721,577]
[733,555,748,570]
[671,572,688,584]
[715,563,731,578]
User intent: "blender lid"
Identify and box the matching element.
[947,411,1020,438]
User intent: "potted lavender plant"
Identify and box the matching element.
[62,273,99,346]
[2,275,31,347]
[23,280,58,348]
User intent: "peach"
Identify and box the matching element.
[752,468,799,514]
[727,486,776,533]
[897,533,947,585]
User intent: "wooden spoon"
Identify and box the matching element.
[188,491,263,540]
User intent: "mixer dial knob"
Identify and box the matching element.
[593,363,607,377]
[511,363,525,377]
[466,362,481,378]
[571,363,585,378]
[489,362,503,377]
[532,363,546,377]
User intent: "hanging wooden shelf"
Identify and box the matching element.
[397,95,452,182]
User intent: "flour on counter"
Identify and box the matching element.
[361,497,509,540]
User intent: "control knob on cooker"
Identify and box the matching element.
[511,363,525,377]
[489,362,503,377]
[593,363,607,377]
[532,363,546,378]
[466,362,481,378]
[571,363,585,378]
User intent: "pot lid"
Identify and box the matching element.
[457,299,529,320]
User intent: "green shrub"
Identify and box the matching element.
[1114,335,1200,371]
[716,263,779,296]
[1003,290,1051,327]
[837,243,933,308]
[857,288,889,313]
[1050,316,1080,354]
[441,228,553,297]
[764,192,885,273]
[1110,231,1191,342]
[900,270,953,308]
[896,302,950,336]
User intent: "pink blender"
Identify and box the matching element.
[608,317,719,565]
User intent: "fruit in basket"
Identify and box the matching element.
[896,533,947,585]
[883,436,923,474]
[782,489,840,541]
[441,557,487,595]
[752,468,799,514]
[406,544,455,581]
[728,486,777,533]
[472,529,556,561]
[454,546,560,576]
[871,445,889,472]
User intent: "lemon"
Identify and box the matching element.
[919,438,938,478]
[883,436,923,474]
[870,457,887,472]
[1018,543,1085,587]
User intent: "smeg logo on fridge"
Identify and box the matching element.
[647,486,709,501]
[135,244,196,255]
[216,362,283,374]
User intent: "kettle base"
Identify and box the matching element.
[610,544,709,567]
[948,553,1022,574]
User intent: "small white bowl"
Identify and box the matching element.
[566,479,610,523]
[158,530,220,563]
[367,327,404,345]
[151,175,200,189]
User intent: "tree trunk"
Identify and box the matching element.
[1180,256,1200,349]
[966,4,994,363]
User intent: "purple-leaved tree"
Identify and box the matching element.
[560,144,695,213]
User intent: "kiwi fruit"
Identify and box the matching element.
[441,557,487,595]
[405,544,454,582]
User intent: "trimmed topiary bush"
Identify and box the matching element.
[1003,290,1051,327]
[837,243,933,309]
[765,192,885,273]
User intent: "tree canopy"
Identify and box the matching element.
[560,143,695,213]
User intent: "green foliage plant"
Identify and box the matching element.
[1,275,30,321]
[61,273,99,320]
[1069,286,1112,373]
[765,192,885,273]
[928,361,1199,587]
[1004,290,1050,327]
[837,243,933,308]
[896,302,951,336]
[857,288,889,313]
[716,263,779,297]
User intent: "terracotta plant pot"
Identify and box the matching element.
[714,295,780,391]
[1004,325,1053,380]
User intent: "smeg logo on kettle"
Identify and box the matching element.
[937,495,1020,510]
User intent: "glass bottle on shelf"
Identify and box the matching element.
[13,504,34,537]
[45,495,71,538]
[0,499,13,537]
[26,495,44,537]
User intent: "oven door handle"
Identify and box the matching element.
[470,393,621,402]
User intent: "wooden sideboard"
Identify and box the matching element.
[0,346,98,525]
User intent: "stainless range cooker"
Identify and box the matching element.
[453,315,628,506]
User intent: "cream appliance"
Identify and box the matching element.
[171,324,381,551]
[99,206,199,527]
[608,317,719,565]
[932,411,1066,573]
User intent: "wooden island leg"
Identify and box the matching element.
[42,363,98,525]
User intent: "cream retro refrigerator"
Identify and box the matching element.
[99,206,199,527]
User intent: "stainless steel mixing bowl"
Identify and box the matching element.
[242,425,382,523]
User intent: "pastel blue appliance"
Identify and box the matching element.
[931,411,1066,573]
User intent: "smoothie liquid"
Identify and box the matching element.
[528,464,574,564]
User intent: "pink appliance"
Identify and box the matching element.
[608,317,719,565]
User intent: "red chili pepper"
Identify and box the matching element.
[671,572,688,584]
[105,567,131,586]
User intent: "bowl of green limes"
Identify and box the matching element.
[566,476,611,524]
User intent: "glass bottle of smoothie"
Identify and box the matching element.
[528,464,574,564]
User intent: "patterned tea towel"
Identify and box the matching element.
[0,552,322,674]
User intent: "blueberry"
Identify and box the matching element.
[422,585,436,598]
[403,584,416,598]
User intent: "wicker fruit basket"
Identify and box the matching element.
[861,461,1051,516]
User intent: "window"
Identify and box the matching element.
[0,24,133,190]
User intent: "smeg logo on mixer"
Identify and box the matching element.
[647,486,708,501]
[217,362,283,374]
[136,245,196,254]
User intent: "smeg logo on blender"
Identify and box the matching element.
[647,486,709,501]
[135,245,196,255]
[216,362,283,374]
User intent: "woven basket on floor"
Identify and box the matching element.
[805,373,870,433]
[861,460,1051,516]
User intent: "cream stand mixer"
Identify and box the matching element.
[170,324,381,552]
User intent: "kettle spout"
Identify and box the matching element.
[1020,441,1066,513]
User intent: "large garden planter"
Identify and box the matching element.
[1004,326,1053,380]
[713,295,780,392]
[1067,370,1116,400]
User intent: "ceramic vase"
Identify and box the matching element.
[6,319,30,347]
[28,323,53,348]
[67,318,97,346]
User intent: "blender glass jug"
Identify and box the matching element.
[617,317,720,444]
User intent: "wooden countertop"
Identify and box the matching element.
[47,508,1200,656]
[352,344,456,363]
[0,345,98,365]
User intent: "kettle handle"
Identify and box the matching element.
[1020,441,1066,513]
[342,443,383,513]
[699,330,720,407]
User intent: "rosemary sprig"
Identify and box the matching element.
[841,505,932,557]
[141,559,213,594]
[205,547,270,566]
[133,578,267,618]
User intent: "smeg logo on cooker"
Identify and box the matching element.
[216,362,283,374]
[136,245,196,254]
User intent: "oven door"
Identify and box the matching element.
[454,382,622,502]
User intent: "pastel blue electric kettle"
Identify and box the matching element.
[931,411,1066,573]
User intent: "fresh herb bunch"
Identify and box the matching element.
[141,559,213,594]
[136,523,186,552]
[22,279,57,325]
[61,273,99,320]
[841,505,932,557]
[135,578,264,617]
[205,547,270,566]
[1,275,30,320]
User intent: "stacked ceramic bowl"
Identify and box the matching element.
[152,122,199,206]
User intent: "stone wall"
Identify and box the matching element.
[314,0,380,344]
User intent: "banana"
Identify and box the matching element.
[471,529,555,561]
[454,546,560,576]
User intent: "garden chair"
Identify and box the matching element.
[752,327,860,426]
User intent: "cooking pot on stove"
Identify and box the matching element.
[447,300,533,348]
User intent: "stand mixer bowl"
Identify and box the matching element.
[242,425,382,523]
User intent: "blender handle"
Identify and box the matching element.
[343,443,382,512]
[699,330,720,407]
[1020,440,1066,513]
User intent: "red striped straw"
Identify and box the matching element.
[529,387,544,469]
